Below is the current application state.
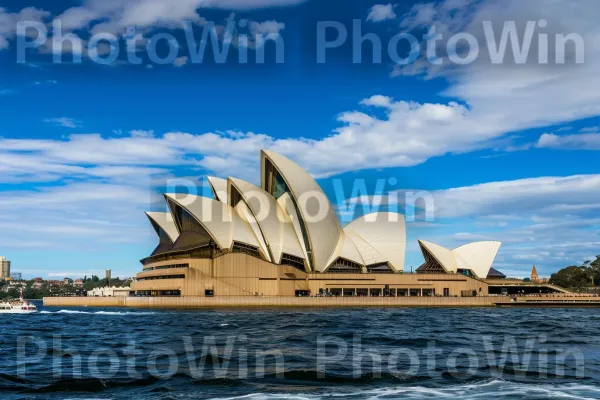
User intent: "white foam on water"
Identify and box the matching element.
[40,310,156,316]
[210,380,600,400]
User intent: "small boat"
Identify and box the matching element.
[0,288,37,314]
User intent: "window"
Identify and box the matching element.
[144,264,189,272]
[230,185,243,208]
[137,274,185,281]
[232,242,261,258]
[366,262,394,273]
[136,290,181,297]
[458,269,474,278]
[141,242,222,265]
[281,253,306,272]
[327,258,363,273]
[416,250,447,274]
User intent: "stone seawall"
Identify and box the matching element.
[44,296,510,308]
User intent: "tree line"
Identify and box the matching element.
[549,256,600,289]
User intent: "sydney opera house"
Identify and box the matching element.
[131,150,507,298]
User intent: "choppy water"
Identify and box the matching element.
[1,304,600,399]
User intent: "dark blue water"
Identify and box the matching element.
[1,303,600,399]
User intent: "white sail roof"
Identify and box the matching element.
[418,240,502,278]
[261,150,342,273]
[453,241,502,279]
[418,240,458,273]
[164,194,234,250]
[231,205,262,250]
[207,176,228,203]
[146,212,179,242]
[326,230,365,268]
[345,213,406,272]
[233,201,272,262]
[228,177,304,263]
[277,193,312,271]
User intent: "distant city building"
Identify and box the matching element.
[10,272,22,280]
[0,257,11,279]
[74,279,83,287]
[88,286,131,297]
[106,269,112,281]
[63,278,73,285]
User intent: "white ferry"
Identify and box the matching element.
[0,289,37,314]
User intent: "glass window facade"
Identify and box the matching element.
[281,253,306,272]
[327,257,363,273]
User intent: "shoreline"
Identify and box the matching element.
[43,295,600,309]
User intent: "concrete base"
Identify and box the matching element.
[44,295,510,308]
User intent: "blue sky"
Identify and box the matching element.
[0,0,599,279]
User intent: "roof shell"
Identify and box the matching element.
[453,241,501,279]
[277,193,312,271]
[418,240,502,279]
[261,150,342,272]
[418,240,458,273]
[345,212,406,272]
[233,201,272,262]
[164,193,234,250]
[146,212,179,243]
[207,176,228,203]
[326,230,365,268]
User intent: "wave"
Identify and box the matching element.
[210,380,600,400]
[39,310,156,315]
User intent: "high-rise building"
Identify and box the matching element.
[0,257,11,279]
[106,269,112,281]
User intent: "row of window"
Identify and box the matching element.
[135,290,181,296]
[280,253,306,272]
[327,257,363,273]
[143,263,189,272]
[232,242,262,258]
[320,288,438,297]
[137,274,185,281]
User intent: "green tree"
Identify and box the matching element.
[550,265,592,289]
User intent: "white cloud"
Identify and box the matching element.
[537,132,600,150]
[367,4,397,22]
[388,0,600,156]
[173,56,189,67]
[43,117,82,129]
[249,20,285,35]
[52,0,301,36]
[390,174,600,275]
[360,95,394,108]
[430,175,600,220]
[0,7,50,49]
